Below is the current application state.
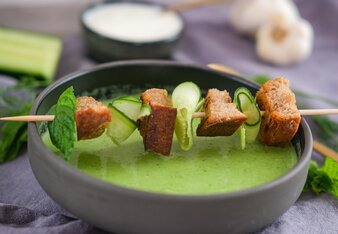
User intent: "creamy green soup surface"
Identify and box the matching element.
[42,120,297,195]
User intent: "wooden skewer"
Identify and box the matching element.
[1,109,338,122]
[0,115,55,122]
[207,63,338,162]
[164,0,228,13]
[192,109,338,118]
[313,140,338,162]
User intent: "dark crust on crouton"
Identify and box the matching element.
[138,89,177,156]
[75,96,112,140]
[197,89,247,136]
[256,77,301,146]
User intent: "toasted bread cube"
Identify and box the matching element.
[256,77,301,146]
[75,96,112,140]
[197,89,247,136]
[138,89,177,156]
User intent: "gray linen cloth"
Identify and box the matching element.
[0,0,337,233]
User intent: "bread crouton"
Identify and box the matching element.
[256,77,301,146]
[138,89,177,156]
[75,96,112,140]
[197,89,247,136]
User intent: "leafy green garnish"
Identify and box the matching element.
[0,104,31,163]
[47,87,77,160]
[303,159,338,197]
[0,85,36,118]
[0,82,37,163]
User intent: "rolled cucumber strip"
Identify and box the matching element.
[138,104,151,118]
[172,82,201,151]
[106,104,137,145]
[0,27,62,81]
[112,97,142,123]
[234,87,261,145]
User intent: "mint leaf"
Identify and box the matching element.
[322,158,338,197]
[303,160,319,192]
[47,87,77,160]
[311,171,333,194]
[303,159,338,198]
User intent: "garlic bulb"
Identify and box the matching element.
[228,0,299,35]
[256,17,314,66]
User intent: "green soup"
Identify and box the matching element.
[43,119,297,195]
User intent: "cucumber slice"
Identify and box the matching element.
[112,98,142,122]
[172,82,201,151]
[138,104,151,118]
[195,98,204,112]
[119,95,140,102]
[0,27,62,81]
[106,104,137,145]
[172,82,201,110]
[239,126,246,150]
[234,87,261,144]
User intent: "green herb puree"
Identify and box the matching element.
[42,120,297,195]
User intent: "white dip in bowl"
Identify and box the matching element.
[83,2,184,43]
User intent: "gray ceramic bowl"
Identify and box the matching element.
[81,1,184,61]
[28,60,312,234]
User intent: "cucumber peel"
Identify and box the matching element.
[138,104,151,118]
[106,104,137,145]
[234,87,261,146]
[172,82,201,151]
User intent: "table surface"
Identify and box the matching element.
[0,0,337,233]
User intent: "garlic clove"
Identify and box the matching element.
[229,0,299,36]
[256,17,314,66]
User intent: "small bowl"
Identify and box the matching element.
[28,60,312,234]
[80,1,185,61]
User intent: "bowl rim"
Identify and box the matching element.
[80,0,185,46]
[29,60,313,201]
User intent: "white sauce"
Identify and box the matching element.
[83,3,184,43]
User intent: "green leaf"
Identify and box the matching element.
[0,103,31,163]
[47,87,77,160]
[303,160,319,192]
[251,75,270,85]
[321,158,338,197]
[56,86,76,111]
[311,171,333,194]
[322,157,338,180]
[0,86,36,117]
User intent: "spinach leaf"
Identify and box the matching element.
[0,82,37,163]
[0,103,31,162]
[47,86,77,160]
[0,86,36,118]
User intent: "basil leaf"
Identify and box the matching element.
[47,87,77,160]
